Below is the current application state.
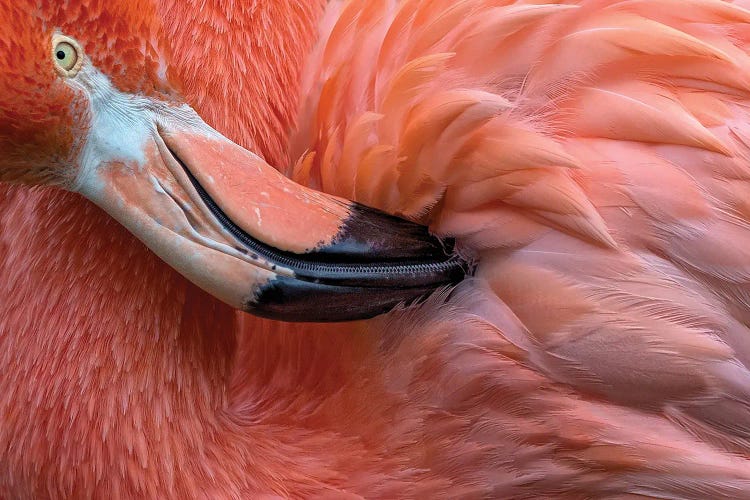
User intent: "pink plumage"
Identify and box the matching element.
[2,0,750,497]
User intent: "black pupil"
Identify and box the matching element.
[56,50,66,60]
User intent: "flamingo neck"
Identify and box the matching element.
[0,187,238,495]
[0,1,330,495]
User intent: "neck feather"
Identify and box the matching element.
[0,1,329,495]
[159,0,327,166]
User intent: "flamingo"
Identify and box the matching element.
[3,0,750,497]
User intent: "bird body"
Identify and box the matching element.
[3,0,750,497]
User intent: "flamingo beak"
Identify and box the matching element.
[78,119,467,322]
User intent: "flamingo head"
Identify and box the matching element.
[0,0,467,321]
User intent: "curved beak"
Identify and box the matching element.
[77,111,468,322]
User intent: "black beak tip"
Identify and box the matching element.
[314,203,454,262]
[246,243,472,323]
[246,261,468,323]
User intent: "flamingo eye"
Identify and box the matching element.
[52,36,82,77]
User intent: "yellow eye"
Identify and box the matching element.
[51,35,83,77]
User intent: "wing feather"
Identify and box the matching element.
[291,0,750,492]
